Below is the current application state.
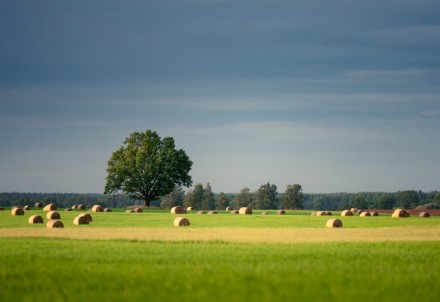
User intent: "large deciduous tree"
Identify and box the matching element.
[255,182,278,209]
[281,184,304,209]
[104,130,193,207]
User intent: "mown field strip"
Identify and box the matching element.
[1,226,439,243]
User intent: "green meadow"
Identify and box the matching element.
[1,208,439,302]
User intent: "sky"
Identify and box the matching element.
[1,0,439,194]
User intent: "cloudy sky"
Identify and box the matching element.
[1,0,439,194]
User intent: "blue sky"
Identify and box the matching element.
[1,0,439,194]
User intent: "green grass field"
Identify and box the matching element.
[1,208,439,302]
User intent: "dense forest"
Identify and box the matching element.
[1,188,439,210]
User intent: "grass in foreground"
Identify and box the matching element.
[0,238,439,302]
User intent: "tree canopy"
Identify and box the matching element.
[104,130,192,206]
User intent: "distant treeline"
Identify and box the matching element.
[1,190,439,210]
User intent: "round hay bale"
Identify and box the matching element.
[23,205,31,210]
[186,207,193,211]
[231,210,239,214]
[360,212,371,217]
[11,208,24,216]
[419,212,430,218]
[47,219,64,228]
[392,209,410,218]
[28,215,43,224]
[134,207,143,213]
[126,209,135,213]
[208,211,217,214]
[197,211,206,214]
[64,208,72,211]
[326,219,343,228]
[226,206,233,211]
[71,205,78,209]
[73,215,89,225]
[341,210,353,216]
[46,211,60,220]
[171,206,187,214]
[277,210,286,215]
[261,212,268,215]
[350,208,358,214]
[77,204,86,210]
[43,203,57,211]
[316,211,327,216]
[325,211,332,216]
[34,202,43,208]
[91,205,104,212]
[370,211,379,216]
[104,208,112,212]
[174,217,190,227]
[239,207,252,215]
[78,213,92,223]
[310,212,317,216]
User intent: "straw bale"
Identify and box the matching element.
[91,205,104,212]
[43,203,57,211]
[419,212,430,218]
[11,208,24,216]
[126,210,135,213]
[34,202,43,208]
[392,209,410,218]
[171,206,187,214]
[46,219,64,228]
[226,206,233,211]
[23,205,31,210]
[71,205,78,209]
[231,210,239,214]
[197,211,206,214]
[310,212,317,216]
[104,208,112,212]
[77,204,86,210]
[316,211,327,216]
[277,210,286,215]
[350,208,358,214]
[239,207,252,215]
[325,211,332,216]
[341,210,353,216]
[208,211,217,214]
[46,211,60,220]
[261,212,268,215]
[28,215,44,224]
[186,207,193,211]
[73,215,89,225]
[173,217,190,227]
[326,219,343,228]
[370,211,379,216]
[78,213,92,223]
[134,207,143,213]
[360,212,371,217]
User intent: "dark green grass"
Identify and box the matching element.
[0,238,439,302]
[1,208,439,228]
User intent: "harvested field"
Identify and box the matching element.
[1,227,439,243]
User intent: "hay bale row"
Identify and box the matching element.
[28,215,44,224]
[174,217,190,227]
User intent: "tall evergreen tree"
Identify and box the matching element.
[281,184,304,209]
[255,182,278,209]
[161,186,185,209]
[215,192,230,210]
[201,183,216,210]
[233,187,253,208]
